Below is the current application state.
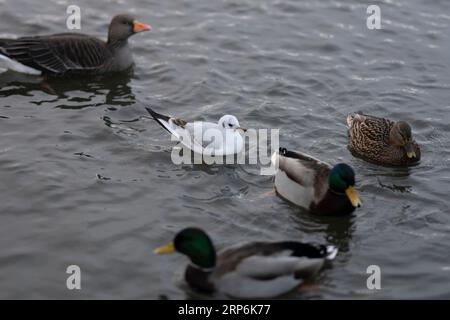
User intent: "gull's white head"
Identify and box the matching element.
[218,115,247,132]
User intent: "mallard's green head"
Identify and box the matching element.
[154,228,216,269]
[329,163,362,208]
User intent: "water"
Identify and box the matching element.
[0,0,449,299]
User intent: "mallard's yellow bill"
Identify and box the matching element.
[154,242,175,254]
[406,151,416,159]
[405,143,416,159]
[345,186,362,208]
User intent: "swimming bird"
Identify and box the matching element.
[271,148,361,215]
[346,112,421,166]
[146,107,247,157]
[0,14,150,76]
[154,227,337,298]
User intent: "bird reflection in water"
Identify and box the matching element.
[0,68,135,109]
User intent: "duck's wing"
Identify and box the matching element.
[347,112,394,142]
[216,241,336,270]
[271,148,331,207]
[0,34,111,75]
[213,241,335,298]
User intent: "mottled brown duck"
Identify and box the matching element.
[0,14,150,76]
[346,112,421,166]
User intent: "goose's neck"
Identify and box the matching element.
[107,38,129,52]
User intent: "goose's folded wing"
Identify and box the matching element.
[1,34,111,74]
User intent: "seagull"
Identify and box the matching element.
[145,107,247,157]
[0,14,150,76]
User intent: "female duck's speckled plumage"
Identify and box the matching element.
[155,228,338,299]
[272,148,361,216]
[346,112,421,166]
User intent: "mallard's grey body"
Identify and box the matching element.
[272,148,358,216]
[187,241,337,299]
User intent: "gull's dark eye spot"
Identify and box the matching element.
[228,123,233,127]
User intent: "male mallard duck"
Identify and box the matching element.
[154,227,338,298]
[346,112,421,166]
[271,148,361,215]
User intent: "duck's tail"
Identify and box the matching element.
[346,111,366,128]
[325,245,338,260]
[346,113,356,128]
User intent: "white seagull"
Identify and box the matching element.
[145,107,247,156]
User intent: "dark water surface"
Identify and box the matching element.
[0,0,449,299]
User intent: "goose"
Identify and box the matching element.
[0,14,150,76]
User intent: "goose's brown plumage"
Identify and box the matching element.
[0,14,150,76]
[347,112,421,166]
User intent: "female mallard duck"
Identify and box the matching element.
[271,148,361,215]
[346,112,421,166]
[154,227,338,298]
